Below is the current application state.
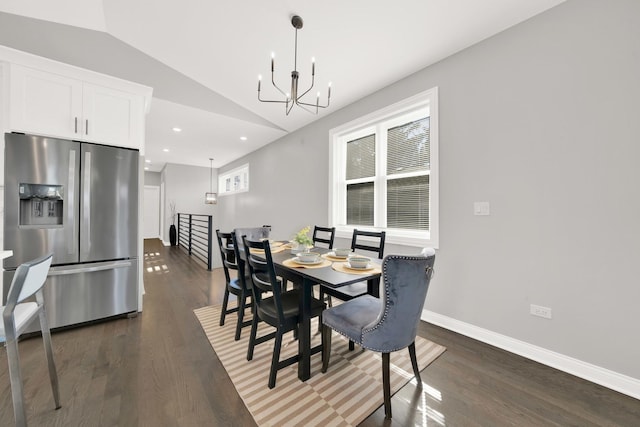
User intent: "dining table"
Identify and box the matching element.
[266,244,382,382]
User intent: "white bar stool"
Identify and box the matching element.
[1,254,61,426]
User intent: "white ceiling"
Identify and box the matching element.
[0,0,565,172]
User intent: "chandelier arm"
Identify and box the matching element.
[297,100,329,109]
[259,98,289,104]
[258,90,288,104]
[292,101,318,114]
[271,72,289,99]
[297,74,315,100]
[286,99,295,115]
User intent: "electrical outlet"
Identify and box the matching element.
[530,304,552,319]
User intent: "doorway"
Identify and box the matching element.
[143,185,160,239]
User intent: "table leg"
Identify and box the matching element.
[298,277,312,381]
[367,277,381,298]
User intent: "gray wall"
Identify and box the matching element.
[161,162,221,266]
[217,0,640,380]
[144,171,161,186]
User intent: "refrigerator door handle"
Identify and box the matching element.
[82,150,92,257]
[47,260,132,276]
[68,149,77,255]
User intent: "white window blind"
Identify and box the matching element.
[386,117,430,230]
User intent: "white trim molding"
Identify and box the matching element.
[422,309,640,400]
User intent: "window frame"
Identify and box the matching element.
[218,163,250,196]
[328,87,439,248]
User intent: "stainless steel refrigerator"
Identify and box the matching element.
[3,132,139,329]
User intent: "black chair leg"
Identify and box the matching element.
[268,330,283,389]
[349,340,355,351]
[321,324,332,373]
[234,292,246,341]
[382,352,392,419]
[408,341,422,385]
[220,287,230,326]
[247,313,259,361]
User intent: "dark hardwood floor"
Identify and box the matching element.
[1,238,638,426]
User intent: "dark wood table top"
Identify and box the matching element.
[269,246,381,289]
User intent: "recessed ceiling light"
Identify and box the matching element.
[240,136,247,141]
[145,159,151,163]
[144,167,149,171]
[163,148,170,152]
[172,127,182,132]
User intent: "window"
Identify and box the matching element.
[329,88,438,247]
[218,163,249,196]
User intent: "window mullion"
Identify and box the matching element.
[376,122,387,229]
[337,136,347,226]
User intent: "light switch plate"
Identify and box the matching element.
[474,201,490,216]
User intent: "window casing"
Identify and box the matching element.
[329,88,439,248]
[218,163,249,196]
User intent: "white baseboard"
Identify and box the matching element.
[162,240,171,246]
[421,309,640,400]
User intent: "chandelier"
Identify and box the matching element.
[204,158,217,204]
[257,15,331,115]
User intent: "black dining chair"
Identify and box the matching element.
[1,253,61,426]
[321,229,386,305]
[242,235,325,389]
[321,248,436,419]
[216,230,252,341]
[312,226,335,249]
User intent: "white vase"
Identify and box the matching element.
[290,241,310,254]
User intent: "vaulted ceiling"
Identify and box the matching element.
[0,0,564,171]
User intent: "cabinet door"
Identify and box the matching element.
[82,83,144,149]
[9,64,83,139]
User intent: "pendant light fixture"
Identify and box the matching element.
[205,158,217,204]
[257,15,331,115]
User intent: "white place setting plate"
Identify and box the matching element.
[293,257,324,265]
[326,251,349,259]
[346,262,371,270]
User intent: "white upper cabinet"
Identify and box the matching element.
[82,82,144,148]
[4,59,151,150]
[9,65,83,139]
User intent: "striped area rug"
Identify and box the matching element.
[194,304,446,427]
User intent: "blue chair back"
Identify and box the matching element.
[361,248,435,351]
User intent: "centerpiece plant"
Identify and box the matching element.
[292,226,313,253]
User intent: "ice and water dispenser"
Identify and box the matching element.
[19,183,64,226]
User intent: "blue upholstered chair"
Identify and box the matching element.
[233,227,270,250]
[321,248,436,419]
